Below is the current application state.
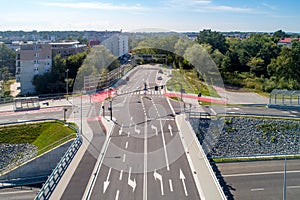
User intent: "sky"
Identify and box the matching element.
[0,0,299,32]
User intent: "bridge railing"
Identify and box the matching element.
[34,128,82,200]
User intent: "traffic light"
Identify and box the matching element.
[155,86,158,91]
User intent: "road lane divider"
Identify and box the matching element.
[169,179,173,192]
[168,124,173,136]
[119,170,123,181]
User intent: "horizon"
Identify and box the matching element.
[0,0,299,33]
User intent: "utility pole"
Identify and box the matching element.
[65,69,69,96]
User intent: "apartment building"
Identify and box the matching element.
[101,34,128,57]
[16,41,86,95]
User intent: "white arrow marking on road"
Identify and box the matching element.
[153,169,164,195]
[180,169,188,196]
[168,124,173,136]
[103,167,112,193]
[128,167,137,192]
[135,125,141,134]
[151,124,158,135]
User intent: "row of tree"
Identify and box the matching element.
[131,30,300,92]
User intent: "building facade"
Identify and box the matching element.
[101,34,128,57]
[16,41,86,95]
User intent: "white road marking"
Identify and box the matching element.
[151,124,158,135]
[151,99,170,170]
[223,170,300,177]
[166,97,175,115]
[169,179,174,192]
[103,167,112,193]
[135,125,141,134]
[122,96,127,104]
[119,170,123,180]
[251,188,264,191]
[125,141,128,149]
[287,185,300,189]
[143,115,148,200]
[115,190,120,200]
[154,169,164,195]
[168,124,173,136]
[128,167,137,192]
[123,154,126,162]
[180,169,188,196]
[127,131,130,137]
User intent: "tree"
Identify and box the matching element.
[197,29,228,54]
[272,30,288,41]
[247,57,265,76]
[0,44,16,75]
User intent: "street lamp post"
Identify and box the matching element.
[65,69,69,96]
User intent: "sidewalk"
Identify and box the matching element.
[176,114,226,200]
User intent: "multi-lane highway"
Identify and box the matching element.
[217,159,300,200]
[86,65,201,199]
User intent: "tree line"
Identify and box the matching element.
[132,29,300,92]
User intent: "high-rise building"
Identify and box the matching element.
[16,41,86,95]
[101,34,128,57]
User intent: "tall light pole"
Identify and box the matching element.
[65,69,69,96]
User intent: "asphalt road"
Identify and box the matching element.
[88,65,200,199]
[0,186,41,200]
[203,104,300,117]
[0,106,72,123]
[216,160,300,200]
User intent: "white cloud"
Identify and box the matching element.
[40,1,144,11]
[211,5,253,12]
[262,3,277,10]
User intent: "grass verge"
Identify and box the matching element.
[0,121,76,156]
[166,69,220,98]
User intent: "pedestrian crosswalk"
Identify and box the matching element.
[119,89,166,96]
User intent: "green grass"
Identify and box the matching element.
[0,121,76,156]
[166,69,220,97]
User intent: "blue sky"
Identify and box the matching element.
[0,0,299,32]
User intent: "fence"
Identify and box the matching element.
[34,128,82,200]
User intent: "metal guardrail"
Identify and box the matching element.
[34,129,82,200]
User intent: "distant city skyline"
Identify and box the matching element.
[0,0,299,32]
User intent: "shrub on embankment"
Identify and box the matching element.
[0,121,76,173]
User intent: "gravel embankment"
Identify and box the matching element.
[0,143,38,173]
[189,117,300,158]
